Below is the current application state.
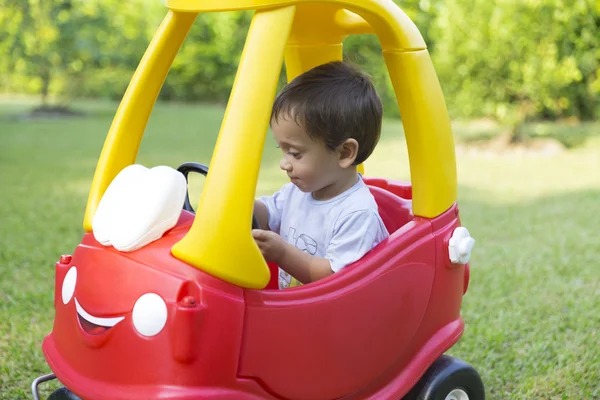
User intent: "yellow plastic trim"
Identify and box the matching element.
[84,0,457,289]
[275,3,455,216]
[171,6,296,289]
[334,8,372,35]
[284,44,342,81]
[286,5,372,46]
[166,0,425,51]
[283,5,370,171]
[83,10,197,232]
[383,49,456,217]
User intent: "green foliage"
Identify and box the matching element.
[0,0,598,121]
[163,11,254,103]
[0,0,160,103]
[431,0,599,122]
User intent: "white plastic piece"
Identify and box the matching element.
[92,164,147,246]
[132,293,168,337]
[448,227,475,264]
[61,267,77,304]
[75,299,124,327]
[445,388,469,400]
[92,164,187,252]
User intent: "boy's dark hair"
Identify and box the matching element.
[271,61,383,165]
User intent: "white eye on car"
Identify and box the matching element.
[62,267,77,305]
[132,293,167,337]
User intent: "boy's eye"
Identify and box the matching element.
[287,152,300,159]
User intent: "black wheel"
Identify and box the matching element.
[47,387,82,400]
[176,162,260,229]
[403,355,485,400]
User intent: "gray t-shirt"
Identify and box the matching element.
[259,175,389,289]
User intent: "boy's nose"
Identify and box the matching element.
[280,158,292,171]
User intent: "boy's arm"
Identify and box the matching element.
[252,230,333,283]
[278,244,333,283]
[254,184,293,232]
[253,200,270,230]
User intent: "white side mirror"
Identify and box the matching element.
[449,227,475,264]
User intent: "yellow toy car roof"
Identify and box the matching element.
[82,0,457,289]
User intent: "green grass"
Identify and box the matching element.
[1,99,599,399]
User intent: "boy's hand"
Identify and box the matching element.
[252,229,333,284]
[252,229,287,263]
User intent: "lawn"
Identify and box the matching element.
[1,98,599,399]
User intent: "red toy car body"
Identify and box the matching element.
[41,179,471,400]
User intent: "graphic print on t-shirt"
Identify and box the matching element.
[284,227,317,255]
[279,226,318,289]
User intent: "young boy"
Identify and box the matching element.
[253,61,389,289]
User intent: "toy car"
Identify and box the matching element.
[32,0,484,399]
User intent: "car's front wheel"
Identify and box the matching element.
[404,355,485,400]
[47,387,82,400]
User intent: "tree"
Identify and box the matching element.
[0,0,158,106]
[162,11,254,103]
[431,0,599,139]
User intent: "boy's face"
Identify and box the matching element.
[272,117,345,199]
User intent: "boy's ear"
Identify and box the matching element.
[338,138,359,168]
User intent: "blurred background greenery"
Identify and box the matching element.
[1,0,598,133]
